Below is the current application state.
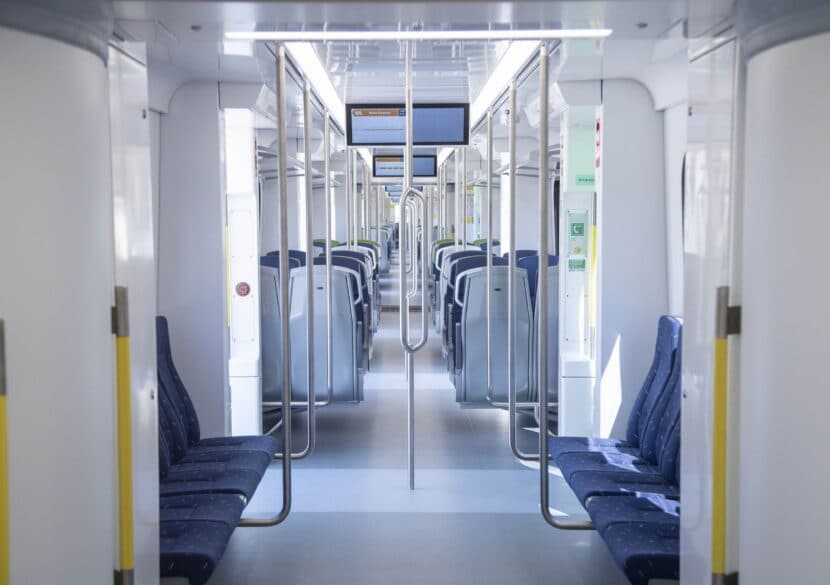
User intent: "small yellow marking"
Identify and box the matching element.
[712,337,728,574]
[115,336,134,570]
[0,395,8,585]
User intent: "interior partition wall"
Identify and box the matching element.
[0,26,117,584]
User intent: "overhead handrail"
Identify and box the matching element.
[536,44,593,530]
[240,45,291,525]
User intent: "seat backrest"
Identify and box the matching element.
[453,256,507,303]
[625,316,682,447]
[517,254,559,306]
[312,257,362,303]
[156,316,201,446]
[503,249,537,263]
[263,251,301,269]
[441,250,485,293]
[260,265,283,401]
[640,337,682,463]
[328,254,369,295]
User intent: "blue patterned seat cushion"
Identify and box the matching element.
[555,451,659,482]
[602,522,680,585]
[160,464,263,500]
[568,470,680,504]
[160,520,236,585]
[585,493,679,535]
[193,434,277,458]
[178,449,271,476]
[549,436,636,461]
[160,494,245,527]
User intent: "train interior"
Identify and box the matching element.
[0,1,829,585]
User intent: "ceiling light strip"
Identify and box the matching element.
[226,29,613,42]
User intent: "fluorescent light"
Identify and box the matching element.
[437,40,543,166]
[357,148,373,166]
[469,40,540,124]
[281,43,372,166]
[284,42,346,130]
[226,29,613,42]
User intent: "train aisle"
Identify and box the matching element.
[210,252,628,585]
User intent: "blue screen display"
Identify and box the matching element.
[348,104,468,146]
[374,156,436,177]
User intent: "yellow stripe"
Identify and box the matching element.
[225,225,231,327]
[712,337,728,574]
[115,336,134,570]
[0,395,8,585]
[588,225,597,329]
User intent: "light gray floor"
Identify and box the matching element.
[209,251,628,585]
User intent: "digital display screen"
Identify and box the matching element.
[374,155,437,177]
[347,103,469,146]
[385,185,403,194]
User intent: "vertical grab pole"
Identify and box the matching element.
[324,113,334,405]
[346,149,353,249]
[302,81,316,456]
[113,288,134,585]
[404,40,414,491]
[461,148,467,244]
[455,149,461,245]
[507,81,517,429]
[240,45,291,525]
[537,44,592,530]
[399,40,430,490]
[364,165,370,240]
[0,320,6,585]
[485,110,494,406]
[352,153,359,248]
[503,86,539,459]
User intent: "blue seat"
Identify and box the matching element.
[517,253,558,306]
[449,257,508,364]
[502,249,536,263]
[156,316,277,458]
[543,316,683,585]
[602,523,680,585]
[548,316,681,461]
[156,316,275,584]
[157,391,266,500]
[261,250,305,268]
[160,494,245,585]
[585,493,679,535]
[564,355,681,503]
[557,352,681,485]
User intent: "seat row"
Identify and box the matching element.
[156,316,276,585]
[429,241,559,405]
[549,315,683,585]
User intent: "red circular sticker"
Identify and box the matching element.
[235,282,251,297]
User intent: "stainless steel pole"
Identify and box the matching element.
[240,45,291,525]
[537,44,592,530]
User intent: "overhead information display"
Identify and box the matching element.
[374,155,437,177]
[347,104,469,146]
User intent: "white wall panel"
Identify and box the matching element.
[108,43,160,585]
[158,82,228,436]
[663,102,687,316]
[598,79,669,438]
[739,31,830,585]
[0,26,115,584]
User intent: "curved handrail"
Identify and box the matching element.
[399,187,429,354]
